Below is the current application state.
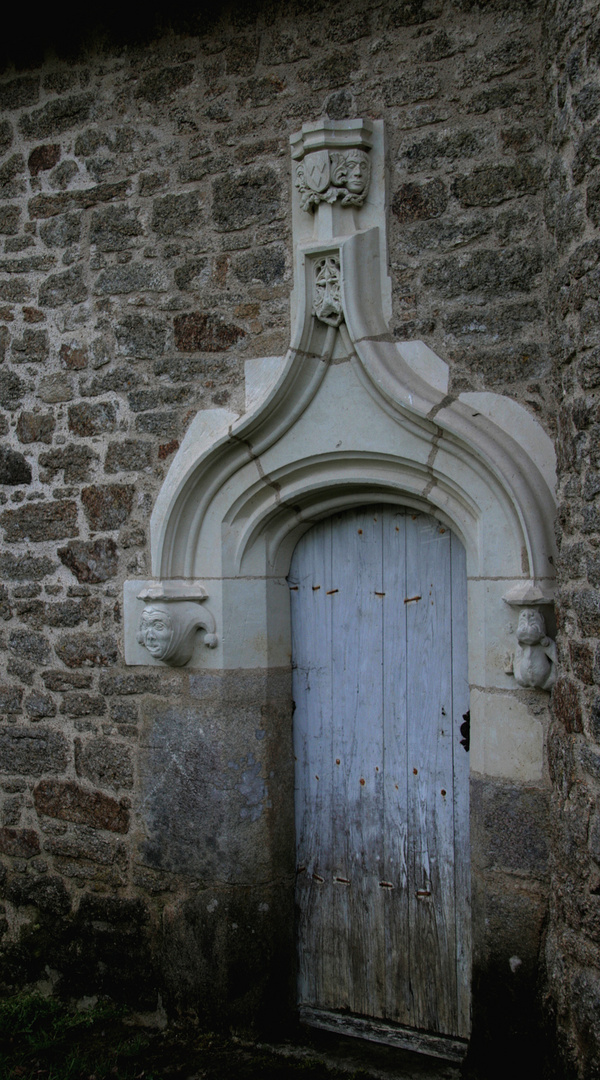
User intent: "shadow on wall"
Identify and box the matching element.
[1,1,223,71]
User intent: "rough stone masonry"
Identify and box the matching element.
[0,0,598,1076]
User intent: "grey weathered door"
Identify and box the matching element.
[289,505,470,1048]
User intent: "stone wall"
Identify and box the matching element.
[542,1,600,1077]
[0,0,583,1066]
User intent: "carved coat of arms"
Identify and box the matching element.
[303,149,331,194]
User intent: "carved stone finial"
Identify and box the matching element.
[291,119,373,213]
[312,256,343,326]
[504,606,557,691]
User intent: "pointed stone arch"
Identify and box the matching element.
[125,121,556,785]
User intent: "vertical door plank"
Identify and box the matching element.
[329,512,352,1013]
[382,507,412,1025]
[405,514,457,1036]
[450,533,471,1038]
[331,507,385,1018]
[291,518,334,1007]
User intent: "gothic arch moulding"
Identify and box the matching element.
[123,119,557,786]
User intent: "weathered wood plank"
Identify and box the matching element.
[406,513,457,1036]
[291,518,334,1007]
[331,507,385,1017]
[382,507,411,1025]
[329,510,356,1012]
[450,531,471,1038]
[299,1006,468,1064]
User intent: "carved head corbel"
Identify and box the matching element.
[136,584,218,667]
[330,148,371,204]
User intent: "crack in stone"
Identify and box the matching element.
[422,426,443,498]
[426,393,456,421]
[229,433,281,503]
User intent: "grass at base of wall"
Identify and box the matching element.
[0,994,155,1080]
[0,993,384,1080]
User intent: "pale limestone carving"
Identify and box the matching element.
[331,148,371,201]
[289,120,390,325]
[137,606,175,660]
[313,256,343,326]
[504,607,556,691]
[502,582,551,606]
[134,584,218,667]
[296,148,371,212]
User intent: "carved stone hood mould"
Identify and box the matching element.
[123,118,557,767]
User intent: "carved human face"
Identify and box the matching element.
[344,150,370,194]
[138,606,174,658]
[516,607,545,645]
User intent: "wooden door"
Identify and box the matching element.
[289,505,470,1054]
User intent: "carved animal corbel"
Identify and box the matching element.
[503,604,557,691]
